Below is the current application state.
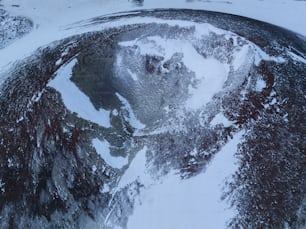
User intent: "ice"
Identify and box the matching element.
[118,27,283,113]
[48,58,111,128]
[92,138,128,169]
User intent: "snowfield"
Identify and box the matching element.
[0,0,305,73]
[1,0,306,37]
[126,131,243,229]
[0,1,305,229]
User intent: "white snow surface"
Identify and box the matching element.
[2,0,306,37]
[48,58,111,128]
[232,45,250,71]
[210,112,233,127]
[126,131,244,229]
[287,51,306,64]
[117,146,150,189]
[92,138,128,169]
[185,57,229,110]
[0,0,305,76]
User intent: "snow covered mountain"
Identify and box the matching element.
[0,1,305,229]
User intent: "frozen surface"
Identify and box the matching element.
[48,58,111,128]
[92,138,128,169]
[126,131,244,229]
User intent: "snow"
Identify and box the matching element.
[232,45,250,71]
[255,78,266,92]
[92,165,97,173]
[126,131,244,229]
[116,93,145,129]
[1,0,305,77]
[287,51,306,64]
[0,179,4,193]
[190,148,198,156]
[48,58,111,128]
[0,1,305,228]
[252,45,286,65]
[92,138,128,169]
[231,41,285,70]
[101,183,110,193]
[2,0,305,37]
[185,57,229,110]
[120,35,230,110]
[118,30,284,111]
[31,89,45,102]
[117,146,149,189]
[126,68,138,81]
[112,109,119,116]
[210,112,233,127]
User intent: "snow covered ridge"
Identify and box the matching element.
[0,9,305,229]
